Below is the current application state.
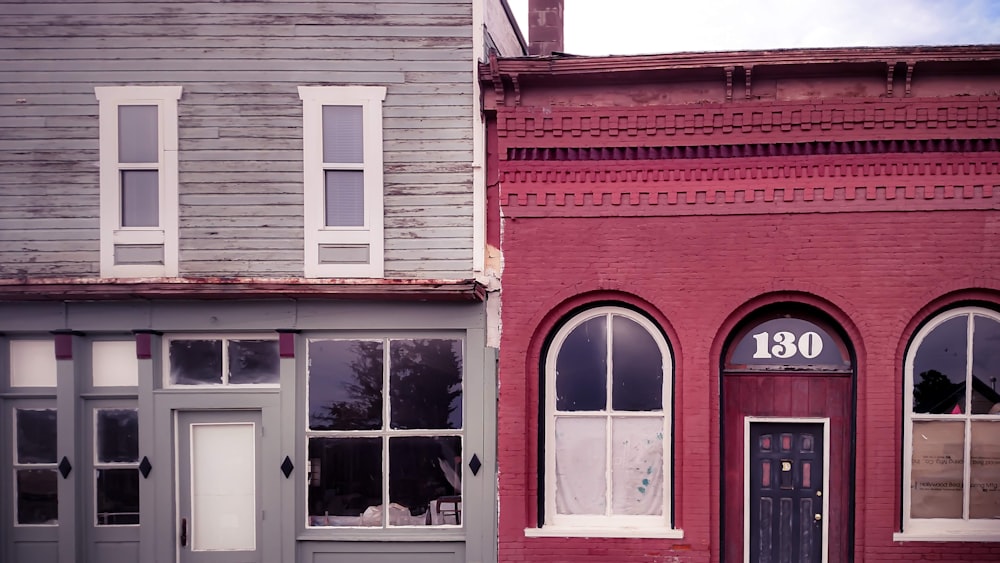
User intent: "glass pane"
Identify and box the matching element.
[16,409,57,464]
[611,315,663,411]
[555,416,606,515]
[16,469,58,525]
[555,316,607,411]
[389,339,463,430]
[308,437,382,527]
[388,436,462,526]
[611,417,663,515]
[913,315,968,414]
[971,421,1000,519]
[972,315,1000,415]
[97,469,140,525]
[169,340,223,385]
[910,420,964,518]
[97,409,139,463]
[309,340,383,431]
[118,105,158,163]
[323,105,363,163]
[228,340,279,385]
[324,170,365,227]
[120,170,159,227]
[191,423,256,551]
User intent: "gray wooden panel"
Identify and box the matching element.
[12,541,58,563]
[304,541,465,563]
[0,0,480,279]
[92,542,140,563]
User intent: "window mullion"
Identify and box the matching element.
[963,314,974,520]
[382,338,391,528]
[605,313,614,517]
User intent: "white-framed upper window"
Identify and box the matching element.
[95,86,182,278]
[298,86,386,279]
[899,306,1000,541]
[534,306,679,538]
[164,335,279,387]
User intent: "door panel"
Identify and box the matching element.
[749,422,824,563]
[177,411,262,563]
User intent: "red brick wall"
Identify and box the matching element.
[497,209,1000,562]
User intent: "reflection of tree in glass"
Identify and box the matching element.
[914,370,960,413]
[313,341,384,430]
[390,340,462,430]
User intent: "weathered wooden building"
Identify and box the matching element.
[0,1,522,562]
[481,5,1000,562]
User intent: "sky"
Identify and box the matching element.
[506,0,1000,56]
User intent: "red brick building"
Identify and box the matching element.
[481,23,1000,563]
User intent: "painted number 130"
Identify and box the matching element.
[752,331,823,360]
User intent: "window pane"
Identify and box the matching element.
[309,340,383,431]
[16,409,57,464]
[17,469,58,525]
[389,339,463,430]
[322,105,363,163]
[913,315,968,414]
[324,170,365,227]
[972,315,1000,415]
[228,340,280,385]
[308,437,381,527]
[169,340,223,385]
[612,315,663,411]
[910,420,964,518]
[120,170,159,227]
[97,409,139,463]
[118,105,158,163]
[97,469,140,525]
[555,416,606,515]
[611,417,663,515]
[388,436,462,526]
[971,421,1000,518]
[556,316,607,411]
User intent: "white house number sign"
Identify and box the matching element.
[751,331,824,360]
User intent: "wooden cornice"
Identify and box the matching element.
[0,278,486,303]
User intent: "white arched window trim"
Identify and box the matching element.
[895,306,1000,542]
[525,306,682,539]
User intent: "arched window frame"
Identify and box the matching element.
[529,305,681,538]
[898,305,1000,541]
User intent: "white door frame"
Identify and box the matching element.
[743,416,830,563]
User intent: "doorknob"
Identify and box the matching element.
[180,517,188,547]
[814,513,822,521]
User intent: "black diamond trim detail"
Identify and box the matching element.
[469,454,482,476]
[58,456,72,479]
[139,456,152,479]
[281,456,294,478]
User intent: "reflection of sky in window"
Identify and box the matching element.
[611,315,662,411]
[915,316,968,385]
[729,318,848,367]
[973,315,1000,386]
[556,316,607,411]
[309,340,383,428]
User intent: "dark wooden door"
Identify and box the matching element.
[748,422,824,563]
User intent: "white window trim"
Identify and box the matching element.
[896,306,1000,541]
[298,86,386,279]
[95,86,182,278]
[541,306,678,536]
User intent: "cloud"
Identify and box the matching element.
[507,0,1000,55]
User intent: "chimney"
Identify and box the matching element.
[527,0,564,56]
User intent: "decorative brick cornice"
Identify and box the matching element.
[495,99,1000,148]
[499,156,999,217]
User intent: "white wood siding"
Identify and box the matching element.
[0,0,479,279]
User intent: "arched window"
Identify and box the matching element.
[538,306,677,536]
[902,306,1000,539]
